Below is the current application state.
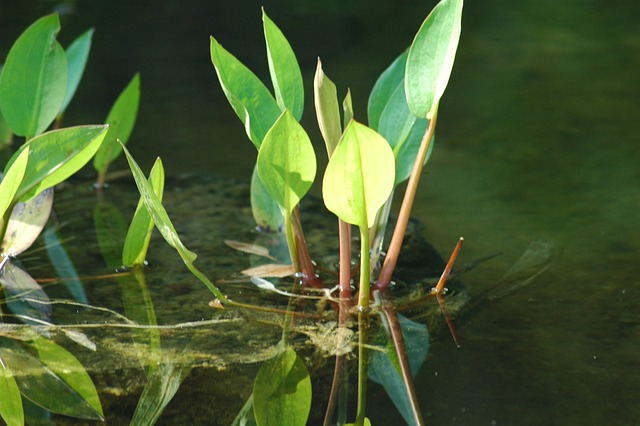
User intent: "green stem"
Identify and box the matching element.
[354,311,370,426]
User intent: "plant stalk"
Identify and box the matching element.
[354,311,370,426]
[375,106,439,291]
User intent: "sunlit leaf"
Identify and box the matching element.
[242,264,295,278]
[257,110,316,216]
[2,188,53,256]
[263,9,304,121]
[210,36,281,148]
[93,73,141,174]
[0,145,29,220]
[32,334,104,419]
[253,346,311,426]
[4,125,108,202]
[343,89,353,128]
[0,354,23,426]
[405,0,463,119]
[314,59,342,157]
[0,261,52,325]
[122,157,165,267]
[0,345,103,420]
[322,120,395,229]
[0,14,67,139]
[224,240,278,261]
[60,28,93,115]
[368,50,407,131]
[42,227,88,304]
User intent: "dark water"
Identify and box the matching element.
[2,0,639,425]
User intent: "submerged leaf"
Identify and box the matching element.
[253,346,311,426]
[242,264,295,278]
[224,240,278,261]
[0,261,52,325]
[2,188,53,256]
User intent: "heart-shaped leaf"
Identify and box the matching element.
[263,9,304,121]
[322,120,395,229]
[405,0,463,119]
[0,14,67,139]
[257,110,316,216]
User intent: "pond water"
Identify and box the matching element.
[1,0,639,425]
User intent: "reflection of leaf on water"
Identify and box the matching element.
[0,261,51,325]
[490,239,555,300]
[43,227,88,304]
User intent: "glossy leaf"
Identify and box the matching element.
[406,0,463,119]
[210,36,281,148]
[253,346,311,426]
[0,345,103,420]
[122,157,165,267]
[257,110,316,216]
[0,261,52,325]
[60,28,93,115]
[2,188,53,256]
[263,9,304,121]
[0,146,29,220]
[32,335,104,419]
[93,73,140,173]
[368,50,407,131]
[322,120,395,228]
[250,165,284,231]
[0,353,23,426]
[0,14,67,139]
[4,125,108,202]
[314,59,341,157]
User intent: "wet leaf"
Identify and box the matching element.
[243,264,295,278]
[257,110,316,216]
[93,73,140,174]
[0,261,52,325]
[0,145,29,220]
[322,120,395,229]
[210,36,281,148]
[4,125,108,202]
[31,334,103,419]
[224,240,278,261]
[406,0,463,119]
[60,28,93,115]
[253,346,311,426]
[314,59,342,157]
[0,354,23,426]
[2,188,53,256]
[0,14,67,139]
[263,9,304,121]
[122,157,165,267]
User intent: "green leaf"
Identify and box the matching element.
[122,157,165,267]
[93,73,140,173]
[43,227,88,304]
[0,145,29,220]
[263,9,304,121]
[60,28,93,115]
[0,353,24,426]
[368,50,407,131]
[4,125,108,202]
[210,36,281,148]
[406,0,463,119]
[250,165,284,232]
[31,335,104,420]
[257,110,316,216]
[343,89,354,128]
[2,187,53,256]
[314,59,342,157]
[0,14,67,139]
[322,120,395,229]
[253,346,311,426]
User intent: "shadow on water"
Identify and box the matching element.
[1,0,639,424]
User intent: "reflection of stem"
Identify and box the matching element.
[375,107,439,291]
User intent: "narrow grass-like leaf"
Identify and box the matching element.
[0,14,67,139]
[257,110,316,216]
[0,146,29,220]
[93,73,140,174]
[2,188,53,256]
[0,355,23,426]
[368,50,407,131]
[4,125,108,202]
[314,59,341,157]
[253,346,311,426]
[122,158,165,267]
[210,36,281,148]
[32,335,104,420]
[322,120,395,229]
[406,0,463,119]
[60,28,93,115]
[263,9,304,121]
